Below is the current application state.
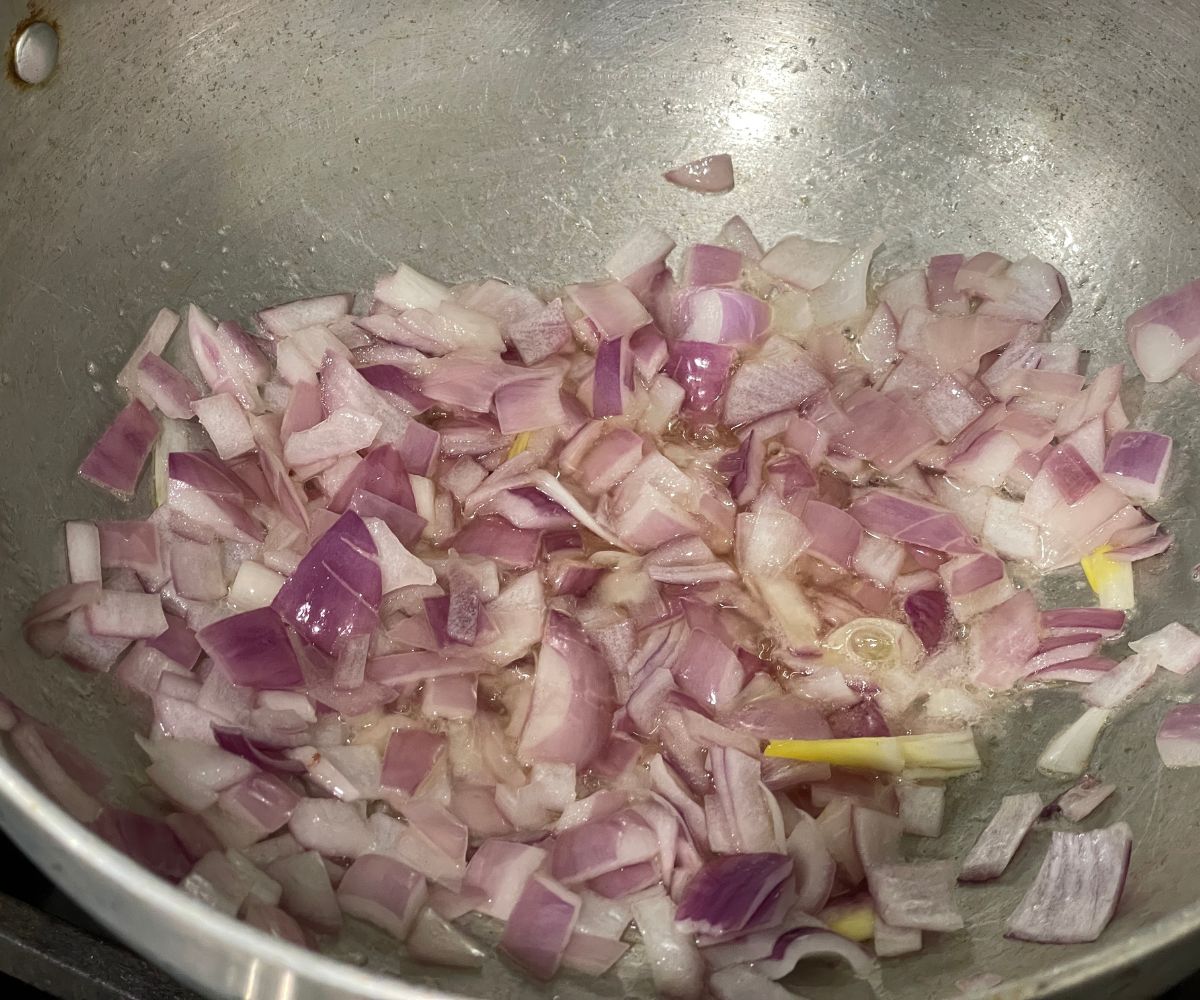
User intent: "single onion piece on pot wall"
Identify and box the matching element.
[1005,823,1132,943]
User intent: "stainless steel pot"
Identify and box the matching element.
[3,1,1200,997]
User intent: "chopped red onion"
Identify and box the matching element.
[499,875,581,980]
[212,725,307,775]
[93,801,192,883]
[680,243,741,288]
[193,394,256,460]
[868,861,963,931]
[663,154,734,194]
[20,223,1193,987]
[1156,703,1200,767]
[217,773,300,838]
[407,907,486,968]
[589,335,631,417]
[567,280,652,341]
[1045,775,1116,822]
[257,293,354,339]
[243,900,309,948]
[671,629,744,711]
[896,783,945,838]
[664,341,735,417]
[495,369,570,432]
[1005,823,1131,943]
[79,400,160,499]
[748,922,876,980]
[136,353,200,420]
[268,850,342,933]
[761,237,851,290]
[1040,607,1126,637]
[289,798,370,858]
[1106,532,1173,562]
[197,610,302,689]
[550,808,659,885]
[674,853,793,940]
[958,793,1042,882]
[116,307,180,396]
[709,747,785,854]
[724,339,826,427]
[783,813,836,913]
[517,613,615,769]
[380,729,445,797]
[272,511,381,654]
[968,591,1041,689]
[1101,429,1172,501]
[1125,277,1200,382]
[10,723,103,823]
[679,287,769,344]
[65,521,103,584]
[874,917,923,957]
[606,227,676,297]
[1129,621,1200,674]
[337,854,427,940]
[1081,652,1156,709]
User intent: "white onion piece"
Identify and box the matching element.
[873,918,923,957]
[760,237,851,290]
[267,850,342,933]
[407,907,486,968]
[374,264,450,312]
[288,799,370,857]
[192,393,256,460]
[896,784,945,838]
[631,892,704,1000]
[227,561,285,610]
[65,522,102,584]
[1037,707,1110,777]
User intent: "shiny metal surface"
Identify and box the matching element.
[2,1,1200,998]
[9,20,58,86]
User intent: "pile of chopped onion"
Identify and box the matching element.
[10,189,1199,995]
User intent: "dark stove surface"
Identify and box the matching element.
[0,830,1195,1000]
[0,832,197,1000]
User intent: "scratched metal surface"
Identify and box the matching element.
[2,1,1200,998]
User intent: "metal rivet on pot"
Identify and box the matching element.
[12,21,58,86]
